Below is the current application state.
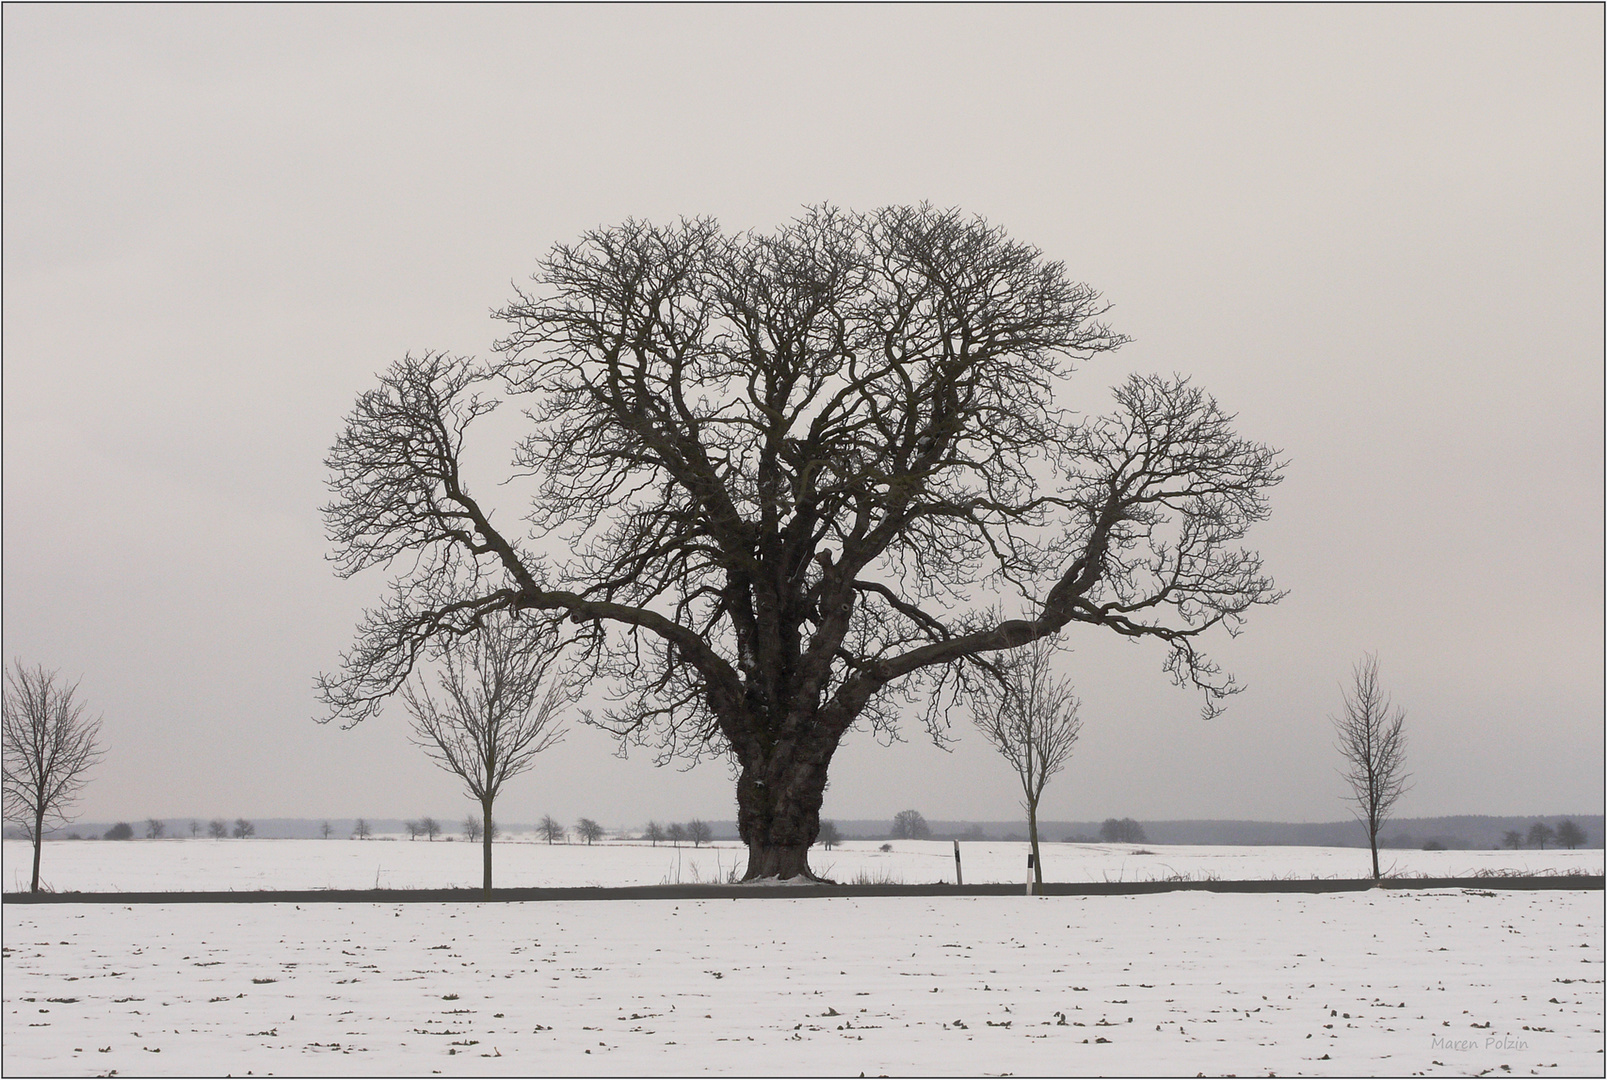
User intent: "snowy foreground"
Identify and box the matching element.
[5,889,1602,1077]
[3,842,1602,1076]
[4,837,1603,893]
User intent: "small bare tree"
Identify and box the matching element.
[538,814,566,844]
[644,820,665,846]
[208,818,228,839]
[971,636,1081,886]
[404,820,422,840]
[320,820,334,839]
[404,614,570,895]
[575,818,604,845]
[353,817,371,839]
[1555,820,1586,850]
[816,821,842,850]
[421,816,440,841]
[232,818,255,839]
[1332,653,1410,880]
[463,814,483,842]
[2,661,104,892]
[666,822,686,847]
[188,819,200,838]
[687,819,712,847]
[1527,822,1555,851]
[145,818,166,840]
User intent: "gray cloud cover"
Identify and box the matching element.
[3,6,1601,828]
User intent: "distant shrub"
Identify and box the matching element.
[103,822,133,841]
[1099,818,1147,844]
[879,842,893,853]
[1422,840,1445,851]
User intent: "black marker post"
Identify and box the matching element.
[1026,852,1035,896]
[953,839,963,886]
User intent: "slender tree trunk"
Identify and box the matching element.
[481,799,494,897]
[31,809,44,893]
[736,752,832,881]
[1369,817,1380,881]
[1027,795,1043,886]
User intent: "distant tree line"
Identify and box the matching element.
[92,817,260,840]
[1503,820,1587,850]
[78,814,1589,850]
[403,817,442,840]
[640,819,713,847]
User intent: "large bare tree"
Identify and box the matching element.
[972,635,1082,886]
[1332,653,1410,880]
[2,660,104,893]
[401,613,569,894]
[320,205,1283,881]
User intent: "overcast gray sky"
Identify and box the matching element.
[4,6,1601,830]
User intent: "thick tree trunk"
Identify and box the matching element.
[1368,818,1380,881]
[736,754,831,882]
[481,800,494,897]
[1027,796,1043,886]
[31,809,43,893]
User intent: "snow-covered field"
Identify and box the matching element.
[5,837,1603,893]
[4,841,1602,1076]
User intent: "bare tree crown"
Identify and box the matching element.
[401,613,570,806]
[320,207,1282,746]
[318,204,1284,879]
[972,636,1082,804]
[2,660,104,838]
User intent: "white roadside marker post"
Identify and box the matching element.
[1026,851,1035,896]
[953,839,963,886]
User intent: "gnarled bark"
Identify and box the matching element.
[735,748,834,881]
